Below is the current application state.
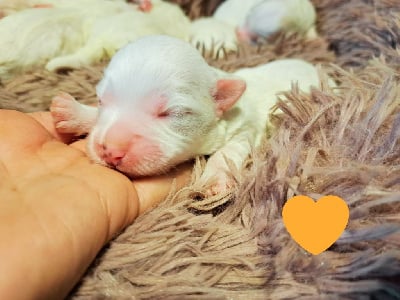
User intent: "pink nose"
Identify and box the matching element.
[136,0,152,12]
[235,26,256,43]
[102,147,127,167]
[97,123,139,167]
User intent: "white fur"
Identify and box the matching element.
[88,36,220,176]
[46,0,190,71]
[189,0,317,56]
[51,35,323,192]
[188,0,263,58]
[213,0,264,28]
[0,0,190,78]
[189,17,238,59]
[243,0,317,39]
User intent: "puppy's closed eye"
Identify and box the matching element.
[158,107,194,118]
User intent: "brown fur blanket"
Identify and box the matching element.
[0,0,399,299]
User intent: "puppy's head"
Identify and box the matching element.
[236,0,286,43]
[237,0,317,43]
[87,35,246,177]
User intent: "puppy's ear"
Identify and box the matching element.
[212,78,246,117]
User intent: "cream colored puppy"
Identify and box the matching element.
[236,0,317,43]
[0,0,189,78]
[50,35,321,193]
[190,0,317,58]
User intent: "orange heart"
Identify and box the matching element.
[282,195,349,255]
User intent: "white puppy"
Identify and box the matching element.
[45,0,190,71]
[190,0,317,57]
[50,35,321,193]
[236,0,317,43]
[0,0,189,78]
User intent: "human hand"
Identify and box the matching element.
[0,110,191,300]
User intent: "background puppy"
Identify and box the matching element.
[190,0,317,57]
[0,0,189,78]
[236,0,317,43]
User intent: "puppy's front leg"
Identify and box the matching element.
[189,17,238,59]
[50,92,98,136]
[200,137,252,195]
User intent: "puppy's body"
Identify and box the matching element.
[197,60,319,188]
[46,0,189,71]
[212,0,264,28]
[0,0,151,17]
[0,0,189,78]
[51,35,321,192]
[190,0,317,56]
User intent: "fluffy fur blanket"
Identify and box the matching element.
[1,0,399,299]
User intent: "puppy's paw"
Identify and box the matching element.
[209,176,235,196]
[189,18,238,59]
[50,92,87,135]
[46,55,83,72]
[199,171,235,196]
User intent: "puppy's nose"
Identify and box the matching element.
[101,138,131,167]
[99,123,140,166]
[235,26,254,43]
[102,148,127,167]
[136,0,152,12]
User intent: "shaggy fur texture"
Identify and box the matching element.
[0,0,399,299]
[313,0,400,69]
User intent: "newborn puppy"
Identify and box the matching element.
[45,0,189,72]
[51,35,321,193]
[0,0,188,79]
[236,0,317,43]
[190,0,317,57]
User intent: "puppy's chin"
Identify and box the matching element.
[114,154,191,178]
[115,162,172,178]
[86,134,191,177]
[87,149,174,178]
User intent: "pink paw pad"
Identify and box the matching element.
[50,93,84,134]
[200,172,235,196]
[208,178,235,196]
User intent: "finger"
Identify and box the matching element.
[133,161,193,214]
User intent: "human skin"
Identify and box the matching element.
[0,109,192,300]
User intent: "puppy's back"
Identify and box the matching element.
[231,59,321,142]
